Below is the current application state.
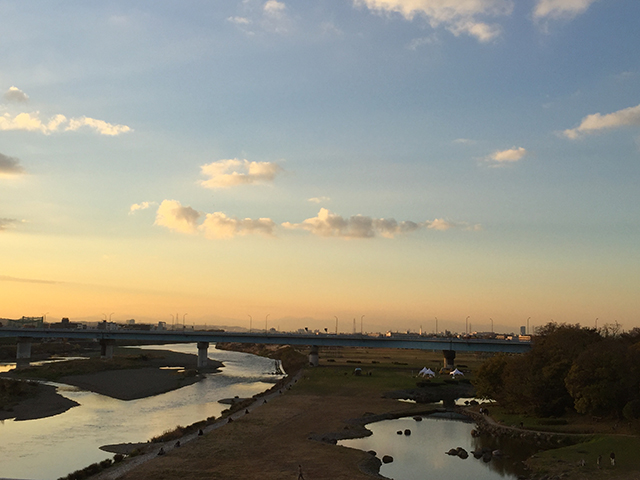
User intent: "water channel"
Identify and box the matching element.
[0,344,282,480]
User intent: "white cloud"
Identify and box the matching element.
[129,201,156,214]
[0,218,18,231]
[282,208,464,239]
[66,116,131,136]
[199,159,283,188]
[486,146,528,163]
[3,86,29,103]
[563,104,640,139]
[453,138,476,144]
[407,34,440,50]
[0,153,25,176]
[0,112,131,136]
[200,212,276,239]
[154,200,201,234]
[308,196,331,204]
[533,0,599,20]
[354,0,512,42]
[264,0,286,16]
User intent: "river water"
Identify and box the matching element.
[340,414,538,480]
[0,344,282,480]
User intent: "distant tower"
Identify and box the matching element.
[520,325,526,335]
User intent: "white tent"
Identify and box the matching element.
[450,368,464,377]
[418,367,435,377]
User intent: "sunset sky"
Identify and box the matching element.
[1,0,639,333]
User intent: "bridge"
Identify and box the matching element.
[0,328,531,369]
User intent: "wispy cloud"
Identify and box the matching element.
[485,146,528,165]
[0,274,59,284]
[0,218,18,231]
[354,0,512,42]
[308,196,330,204]
[199,159,283,188]
[3,86,29,103]
[129,201,157,214]
[533,0,599,21]
[563,104,640,139]
[155,200,201,234]
[0,153,26,176]
[282,208,477,239]
[0,112,131,136]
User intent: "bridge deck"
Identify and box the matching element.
[0,328,530,353]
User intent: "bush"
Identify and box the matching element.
[623,399,640,420]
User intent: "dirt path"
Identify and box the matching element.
[90,371,431,480]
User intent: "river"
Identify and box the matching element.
[0,344,283,480]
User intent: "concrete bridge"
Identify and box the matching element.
[0,328,531,369]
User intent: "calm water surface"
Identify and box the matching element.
[0,344,282,480]
[340,415,538,480]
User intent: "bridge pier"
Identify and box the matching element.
[16,337,33,366]
[100,339,116,359]
[197,342,209,368]
[443,349,456,370]
[308,345,319,367]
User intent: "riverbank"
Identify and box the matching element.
[0,348,223,419]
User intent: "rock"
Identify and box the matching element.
[472,450,483,459]
[382,455,394,464]
[404,429,411,436]
[413,416,422,421]
[492,449,503,457]
[367,450,377,457]
[446,448,459,456]
[456,447,468,459]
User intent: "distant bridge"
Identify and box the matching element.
[0,328,531,368]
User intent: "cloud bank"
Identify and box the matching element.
[0,153,25,176]
[354,0,513,42]
[200,159,283,188]
[200,212,276,239]
[0,112,131,136]
[282,208,477,238]
[3,86,29,103]
[563,104,640,139]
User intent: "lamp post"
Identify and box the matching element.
[109,312,115,322]
[265,314,270,333]
[182,313,188,329]
[466,316,470,334]
[434,317,438,336]
[490,317,493,333]
[334,316,338,334]
[360,315,364,334]
[527,317,530,335]
[248,315,252,332]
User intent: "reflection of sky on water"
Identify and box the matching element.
[0,343,282,480]
[340,416,535,480]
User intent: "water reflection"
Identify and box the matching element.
[0,344,282,480]
[340,415,537,480]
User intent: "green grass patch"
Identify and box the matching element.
[528,435,640,479]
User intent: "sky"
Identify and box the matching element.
[1,0,639,334]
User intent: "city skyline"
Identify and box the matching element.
[1,1,639,332]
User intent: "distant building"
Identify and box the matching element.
[125,319,135,325]
[520,325,526,335]
[157,321,167,330]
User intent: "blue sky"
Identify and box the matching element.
[1,0,639,333]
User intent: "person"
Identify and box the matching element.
[297,464,305,480]
[610,452,616,466]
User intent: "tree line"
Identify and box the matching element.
[474,322,640,419]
